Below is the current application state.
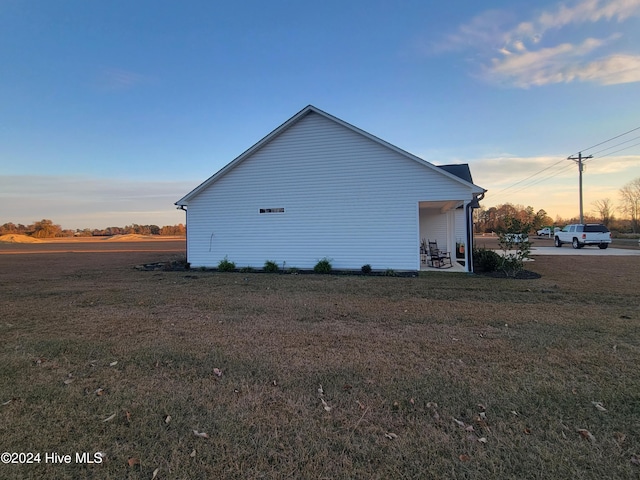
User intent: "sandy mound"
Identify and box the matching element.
[0,234,42,243]
[105,234,155,241]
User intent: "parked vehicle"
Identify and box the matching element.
[537,227,552,236]
[554,224,611,249]
[503,233,528,243]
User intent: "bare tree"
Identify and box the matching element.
[619,178,640,233]
[592,198,614,227]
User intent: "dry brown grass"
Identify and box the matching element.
[1,243,639,479]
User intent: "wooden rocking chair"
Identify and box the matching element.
[428,240,452,269]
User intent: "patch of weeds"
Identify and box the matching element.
[263,260,279,273]
[239,266,254,273]
[383,268,396,277]
[217,255,236,272]
[288,267,300,275]
[361,264,372,275]
[314,257,332,274]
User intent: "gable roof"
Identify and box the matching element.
[438,164,474,184]
[176,105,485,205]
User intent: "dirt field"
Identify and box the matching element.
[1,239,639,479]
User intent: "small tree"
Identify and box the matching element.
[619,178,640,233]
[30,219,62,238]
[592,198,614,228]
[497,216,532,277]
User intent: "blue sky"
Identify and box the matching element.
[1,0,639,229]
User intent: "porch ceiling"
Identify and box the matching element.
[419,200,463,213]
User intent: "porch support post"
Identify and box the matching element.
[465,201,473,273]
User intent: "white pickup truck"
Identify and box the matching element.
[554,224,612,249]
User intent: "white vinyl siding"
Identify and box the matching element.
[186,111,475,270]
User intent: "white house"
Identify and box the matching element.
[176,105,486,272]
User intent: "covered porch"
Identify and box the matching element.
[419,200,471,272]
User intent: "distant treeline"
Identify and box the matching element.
[475,201,639,234]
[0,219,186,238]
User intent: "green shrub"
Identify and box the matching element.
[263,260,279,273]
[361,264,372,275]
[496,216,532,277]
[217,256,236,272]
[313,257,332,274]
[239,266,254,273]
[383,268,396,277]
[473,247,500,272]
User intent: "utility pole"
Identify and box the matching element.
[567,152,592,224]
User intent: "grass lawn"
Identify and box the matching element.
[1,247,639,479]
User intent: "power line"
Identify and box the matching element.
[587,134,640,156]
[575,126,640,155]
[506,163,574,196]
[490,158,566,196]
[592,141,640,160]
[488,161,574,202]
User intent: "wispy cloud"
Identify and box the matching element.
[95,67,149,91]
[437,0,640,87]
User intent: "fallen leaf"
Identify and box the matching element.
[475,416,490,430]
[321,398,332,412]
[127,457,140,467]
[63,378,74,385]
[317,385,324,396]
[614,432,626,445]
[409,398,415,405]
[511,411,519,416]
[102,413,117,422]
[591,401,607,412]
[459,454,471,462]
[95,388,105,396]
[213,368,223,377]
[452,417,466,428]
[193,430,209,438]
[477,404,486,412]
[189,449,196,458]
[272,380,277,386]
[631,455,640,466]
[479,412,487,420]
[426,402,438,409]
[465,425,475,432]
[165,415,172,424]
[384,432,398,440]
[109,361,118,367]
[478,437,488,444]
[523,428,531,435]
[577,429,596,442]
[125,411,131,422]
[356,400,366,410]
[343,384,352,391]
[152,467,160,479]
